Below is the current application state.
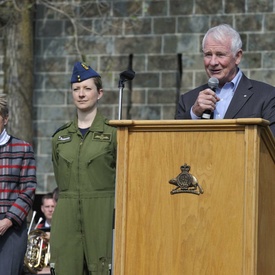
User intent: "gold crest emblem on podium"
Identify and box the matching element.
[169,163,203,195]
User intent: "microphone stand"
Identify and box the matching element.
[117,69,135,120]
[118,78,125,120]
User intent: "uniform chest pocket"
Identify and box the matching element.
[55,153,73,191]
[86,149,116,190]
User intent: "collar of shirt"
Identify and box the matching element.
[0,128,10,146]
[214,69,242,119]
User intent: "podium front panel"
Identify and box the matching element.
[112,120,275,275]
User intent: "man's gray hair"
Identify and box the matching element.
[202,24,243,55]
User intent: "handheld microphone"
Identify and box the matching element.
[201,77,219,119]
[119,69,135,81]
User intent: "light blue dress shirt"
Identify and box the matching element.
[191,69,243,119]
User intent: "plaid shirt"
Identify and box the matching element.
[0,136,37,227]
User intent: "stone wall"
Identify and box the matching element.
[2,0,275,192]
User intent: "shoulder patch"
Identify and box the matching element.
[52,122,72,137]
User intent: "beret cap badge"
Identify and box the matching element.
[81,63,89,70]
[71,61,101,83]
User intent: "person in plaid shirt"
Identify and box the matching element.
[0,95,37,275]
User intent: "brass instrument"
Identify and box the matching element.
[24,211,51,274]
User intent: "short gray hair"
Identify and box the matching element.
[202,24,242,55]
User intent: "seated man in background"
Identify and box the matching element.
[37,193,56,229]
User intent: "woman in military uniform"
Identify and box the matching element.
[50,62,117,275]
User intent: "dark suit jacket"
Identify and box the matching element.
[175,74,275,136]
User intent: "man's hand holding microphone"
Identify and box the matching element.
[192,77,220,119]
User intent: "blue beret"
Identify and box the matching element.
[70,62,101,83]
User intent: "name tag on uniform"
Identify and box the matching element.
[57,135,71,142]
[92,133,111,141]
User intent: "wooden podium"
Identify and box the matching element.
[109,119,275,275]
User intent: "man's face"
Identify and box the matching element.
[203,35,242,86]
[41,198,56,221]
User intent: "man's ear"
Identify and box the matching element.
[235,49,243,65]
[3,117,8,126]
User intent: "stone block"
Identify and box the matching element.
[38,138,52,155]
[236,14,263,31]
[265,14,275,31]
[124,18,152,35]
[33,90,66,105]
[113,1,142,17]
[115,36,162,54]
[210,16,233,27]
[163,34,199,54]
[79,2,111,18]
[248,0,273,12]
[145,0,168,16]
[248,33,275,51]
[42,74,70,90]
[162,104,178,119]
[94,18,124,36]
[100,55,131,71]
[195,0,223,14]
[78,36,114,55]
[36,155,55,175]
[178,16,209,33]
[35,57,66,73]
[225,0,245,13]
[148,54,178,71]
[161,72,179,88]
[130,105,161,120]
[35,19,64,37]
[147,88,177,104]
[263,52,275,68]
[250,69,275,86]
[134,72,160,88]
[43,37,75,56]
[154,17,176,34]
[130,89,146,104]
[181,54,204,70]
[169,0,193,15]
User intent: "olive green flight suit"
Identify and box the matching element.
[50,113,117,275]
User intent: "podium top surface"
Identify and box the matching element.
[109,118,270,129]
[109,118,275,151]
